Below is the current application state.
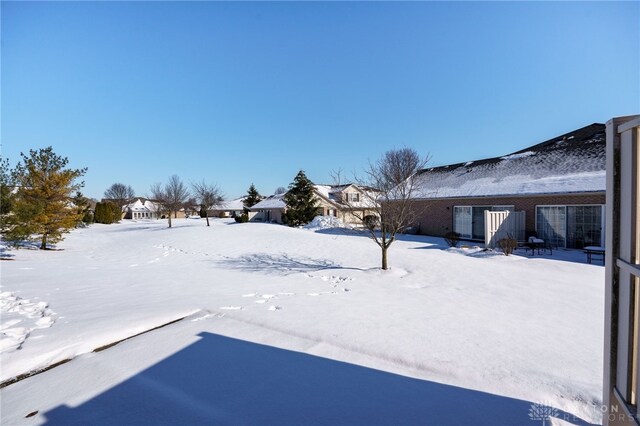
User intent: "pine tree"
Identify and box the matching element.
[0,158,15,237]
[0,158,14,217]
[4,147,87,249]
[283,170,318,227]
[72,191,93,225]
[94,201,120,224]
[243,184,261,211]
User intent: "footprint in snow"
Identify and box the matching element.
[219,306,242,310]
[268,305,282,311]
[0,292,57,354]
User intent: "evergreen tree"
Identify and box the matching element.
[94,201,120,224]
[243,184,261,211]
[93,202,105,224]
[72,191,93,225]
[4,147,87,249]
[283,170,318,227]
[0,158,15,235]
[0,158,13,217]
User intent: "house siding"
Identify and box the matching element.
[413,192,606,238]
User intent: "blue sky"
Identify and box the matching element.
[2,1,638,200]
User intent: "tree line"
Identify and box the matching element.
[1,146,429,270]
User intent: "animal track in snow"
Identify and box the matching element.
[0,291,57,353]
[307,274,354,292]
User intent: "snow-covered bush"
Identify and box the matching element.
[303,215,350,231]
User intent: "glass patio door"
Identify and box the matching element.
[453,206,472,239]
[536,206,567,248]
[566,206,603,248]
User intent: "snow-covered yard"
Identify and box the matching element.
[0,218,604,425]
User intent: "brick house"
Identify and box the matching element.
[410,123,606,249]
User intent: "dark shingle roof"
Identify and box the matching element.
[413,123,606,199]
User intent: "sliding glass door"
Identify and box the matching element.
[567,206,603,248]
[537,205,604,249]
[536,206,566,248]
[453,206,472,239]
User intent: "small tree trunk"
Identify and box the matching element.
[205,212,210,227]
[40,234,47,250]
[168,214,172,228]
[381,245,388,270]
[174,211,177,219]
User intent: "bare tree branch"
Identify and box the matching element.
[337,148,430,270]
[104,183,135,209]
[192,180,224,227]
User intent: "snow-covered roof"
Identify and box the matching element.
[123,198,160,213]
[413,123,606,199]
[211,197,245,211]
[251,193,286,209]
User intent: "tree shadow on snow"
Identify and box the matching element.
[215,253,365,275]
[41,332,598,426]
[313,227,447,246]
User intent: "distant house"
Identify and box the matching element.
[249,184,376,225]
[409,123,606,249]
[208,197,246,218]
[249,193,287,223]
[122,198,162,220]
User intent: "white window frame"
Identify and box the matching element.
[536,204,605,248]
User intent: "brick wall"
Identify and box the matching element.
[413,192,606,238]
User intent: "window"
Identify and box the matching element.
[567,206,603,248]
[453,206,472,239]
[348,193,360,202]
[537,206,566,248]
[472,207,492,240]
[536,205,604,249]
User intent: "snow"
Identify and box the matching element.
[303,215,351,231]
[0,219,604,425]
[500,150,535,160]
[212,197,245,211]
[250,193,285,209]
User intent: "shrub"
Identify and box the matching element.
[94,202,120,224]
[363,215,379,231]
[444,231,461,247]
[234,213,249,223]
[497,236,518,256]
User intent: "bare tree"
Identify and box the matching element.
[336,148,430,270]
[274,186,286,195]
[149,182,172,227]
[165,175,190,220]
[148,175,189,228]
[192,180,223,226]
[104,183,135,209]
